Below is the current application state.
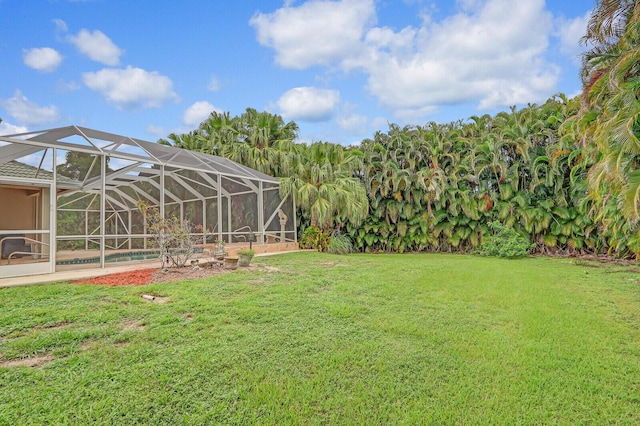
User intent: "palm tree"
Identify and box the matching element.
[583,0,637,49]
[164,109,301,178]
[279,142,368,231]
[201,108,301,178]
[159,131,210,153]
[579,1,640,223]
[197,111,239,155]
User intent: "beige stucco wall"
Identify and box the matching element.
[0,186,37,230]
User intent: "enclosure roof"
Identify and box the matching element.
[0,125,278,183]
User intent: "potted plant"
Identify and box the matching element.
[237,249,255,267]
[223,256,238,270]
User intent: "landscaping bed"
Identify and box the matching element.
[74,262,259,286]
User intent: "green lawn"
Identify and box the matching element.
[1,253,640,425]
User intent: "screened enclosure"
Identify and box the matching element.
[0,126,296,278]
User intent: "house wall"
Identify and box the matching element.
[0,186,36,230]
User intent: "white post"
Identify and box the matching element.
[257,181,264,243]
[51,148,57,273]
[202,199,206,245]
[217,174,223,243]
[159,165,165,219]
[85,210,89,250]
[99,155,106,268]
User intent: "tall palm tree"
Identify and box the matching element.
[579,1,640,224]
[197,111,239,155]
[279,142,368,231]
[158,131,210,153]
[214,108,301,177]
[164,109,301,178]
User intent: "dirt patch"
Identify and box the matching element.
[151,265,232,283]
[259,265,281,273]
[1,355,53,368]
[79,340,99,351]
[606,268,640,274]
[34,321,72,330]
[317,261,344,268]
[567,254,638,266]
[121,318,146,331]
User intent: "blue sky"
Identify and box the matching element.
[0,0,593,145]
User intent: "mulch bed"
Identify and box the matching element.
[74,264,238,286]
[75,269,156,286]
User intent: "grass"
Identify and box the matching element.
[1,252,640,424]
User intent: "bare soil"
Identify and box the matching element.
[0,355,53,368]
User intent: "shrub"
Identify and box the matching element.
[237,249,255,259]
[479,221,534,259]
[136,201,199,269]
[300,226,330,251]
[327,233,354,255]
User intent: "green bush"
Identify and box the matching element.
[299,226,330,251]
[237,249,254,258]
[479,221,534,259]
[327,233,354,255]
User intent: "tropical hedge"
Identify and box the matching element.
[162,0,640,258]
[161,94,636,258]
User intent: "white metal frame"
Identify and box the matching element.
[0,126,296,278]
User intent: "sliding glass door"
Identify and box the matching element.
[0,181,53,278]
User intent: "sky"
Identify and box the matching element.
[0,0,594,146]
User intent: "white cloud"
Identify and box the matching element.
[358,0,558,114]
[456,0,484,13]
[183,101,220,126]
[250,0,376,69]
[0,90,61,126]
[55,80,81,93]
[53,18,68,34]
[256,0,561,120]
[337,113,368,135]
[207,76,221,92]
[336,103,368,135]
[556,10,591,61]
[393,105,439,123]
[0,121,29,136]
[67,29,123,66]
[82,66,179,110]
[371,116,390,131]
[23,47,63,72]
[277,87,340,122]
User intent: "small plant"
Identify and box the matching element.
[136,201,200,269]
[237,249,255,267]
[479,221,534,259]
[327,233,354,255]
[299,226,330,251]
[237,249,255,258]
